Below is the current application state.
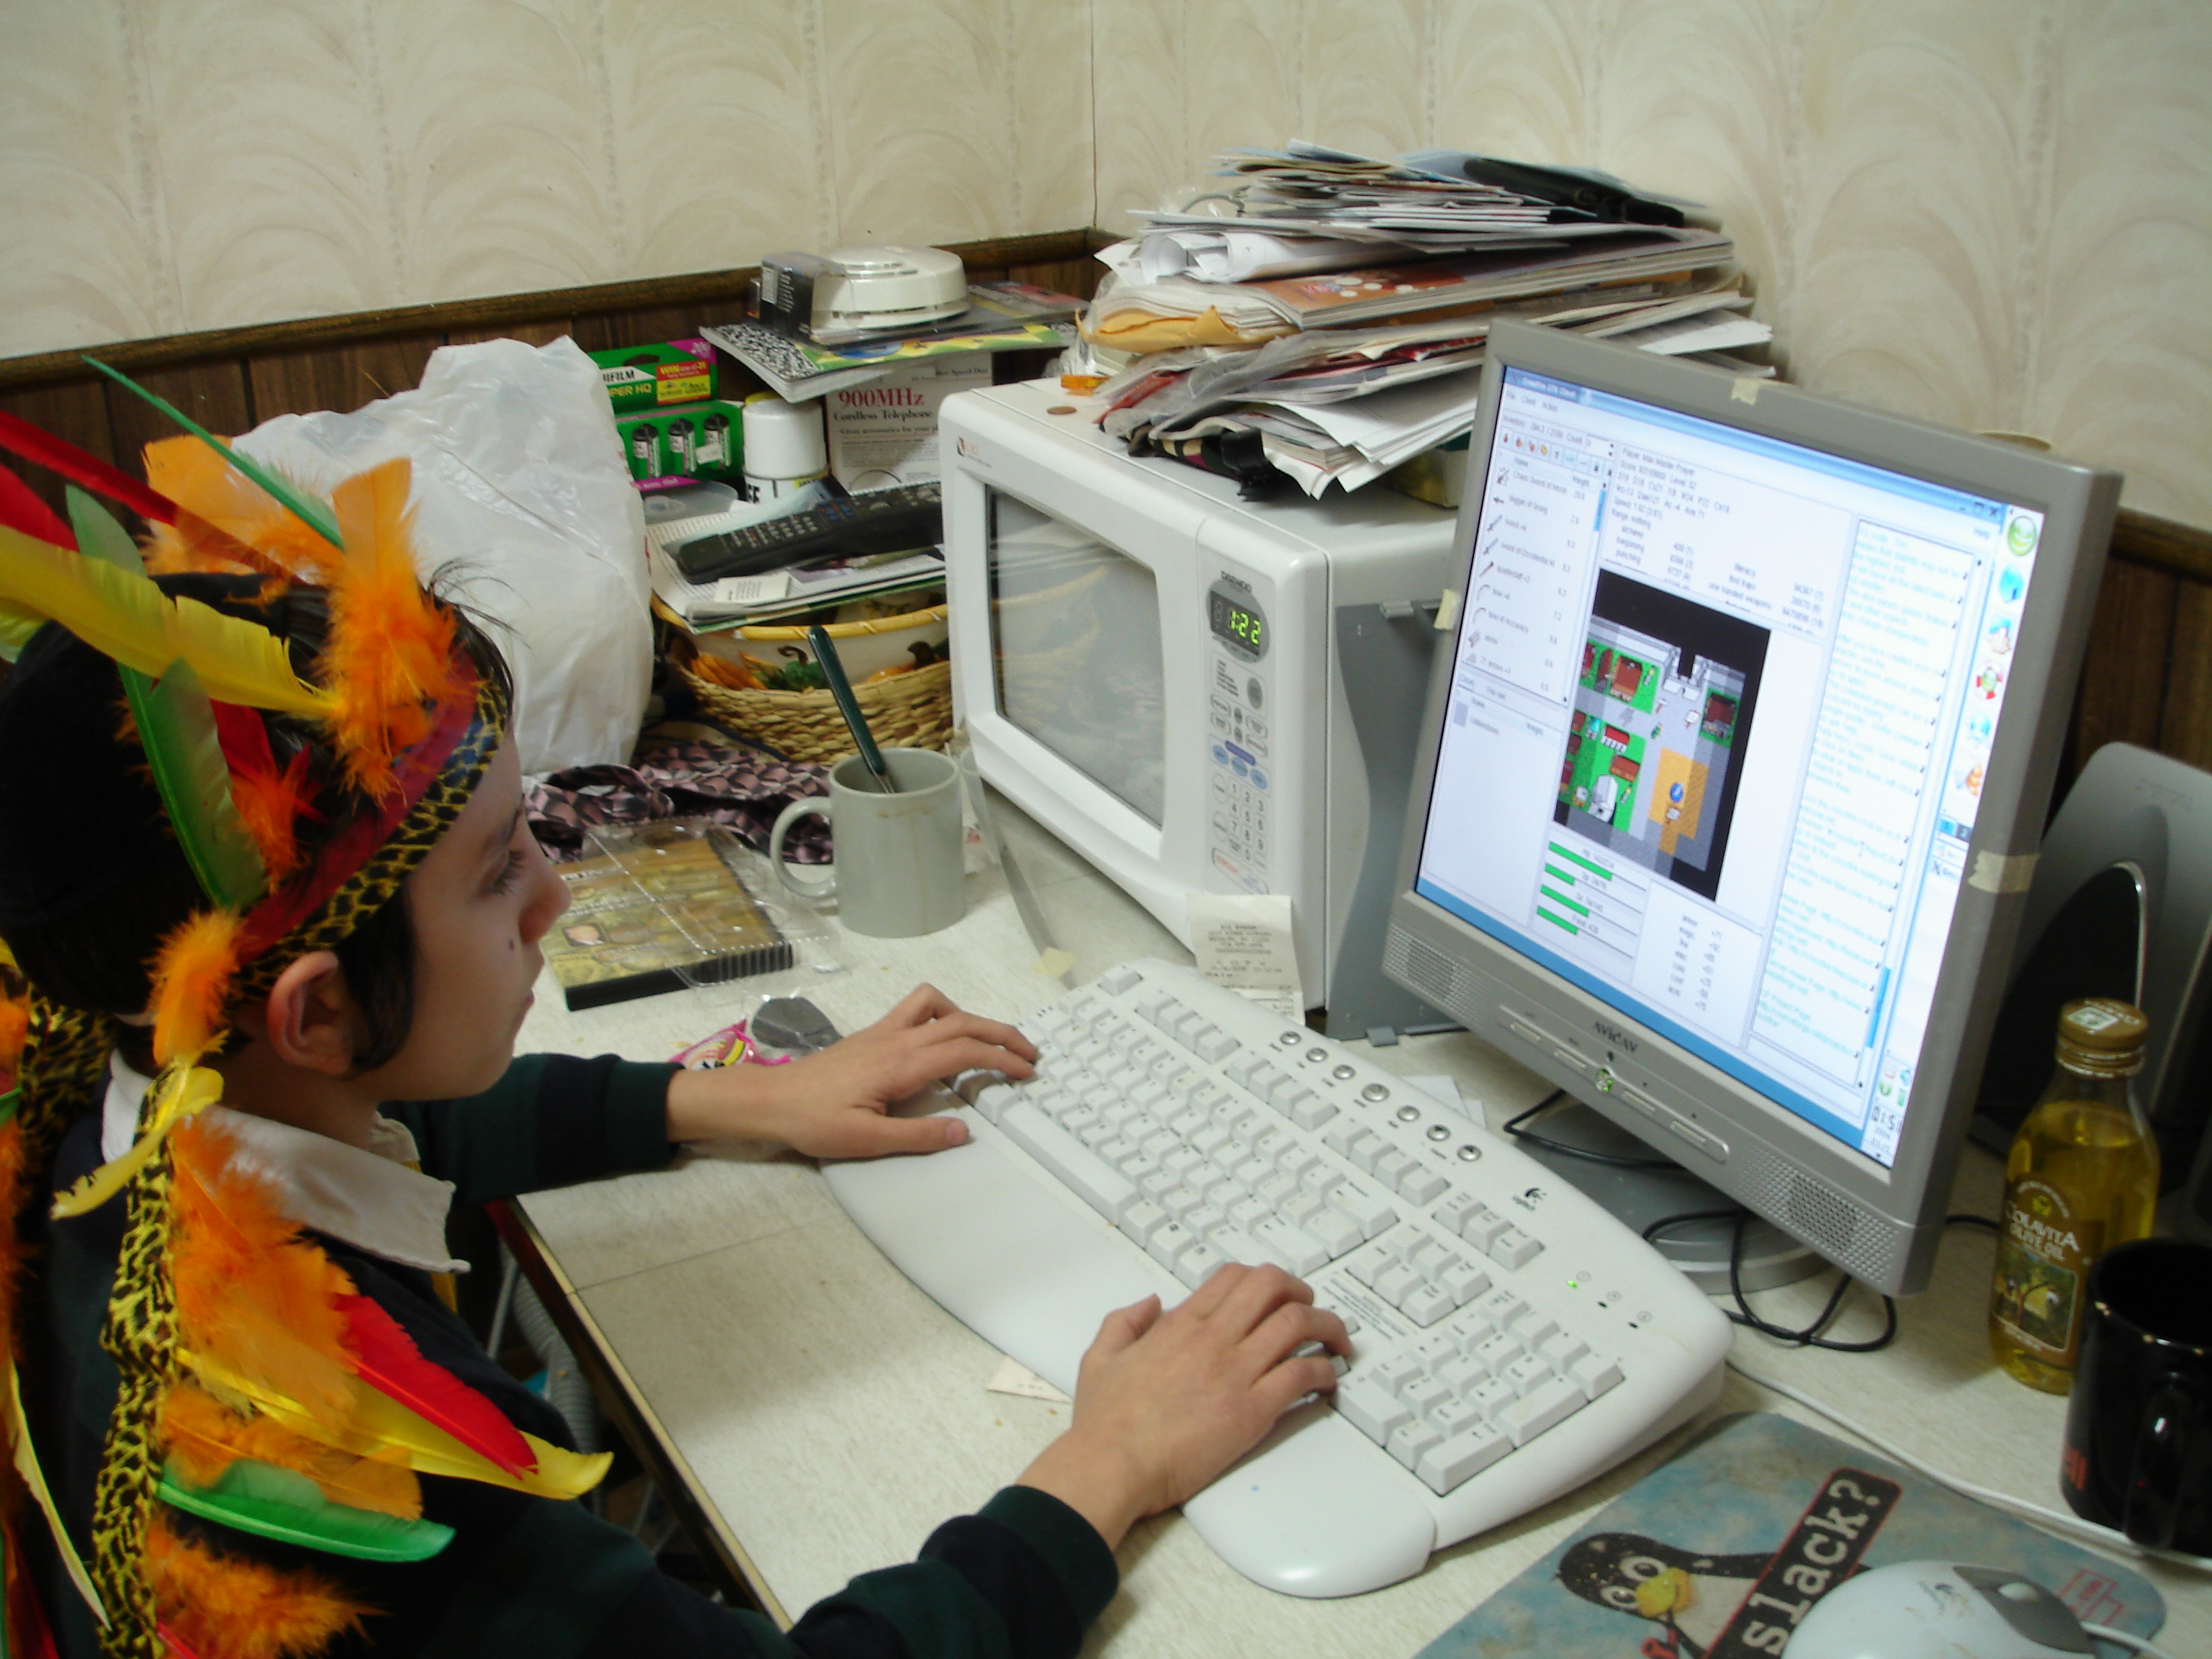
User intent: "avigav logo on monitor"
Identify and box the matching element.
[1593,1018,1640,1053]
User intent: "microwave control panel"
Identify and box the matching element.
[1205,575,1272,892]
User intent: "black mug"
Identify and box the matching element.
[2060,1237,2212,1552]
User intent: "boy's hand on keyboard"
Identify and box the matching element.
[1015,1264,1349,1551]
[665,983,1035,1157]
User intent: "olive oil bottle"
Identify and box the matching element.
[1988,999,2159,1393]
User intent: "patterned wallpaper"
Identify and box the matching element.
[3,1,2206,524]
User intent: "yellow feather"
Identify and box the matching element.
[50,1064,224,1220]
[183,1349,608,1501]
[0,523,331,717]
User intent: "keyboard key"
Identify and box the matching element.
[1570,1353,1624,1400]
[1541,1331,1591,1371]
[1491,1227,1542,1269]
[1345,1131,1389,1174]
[1175,1240,1227,1288]
[1306,1208,1364,1258]
[1475,1332,1523,1372]
[1371,1352,1423,1393]
[1147,1220,1197,1273]
[1323,1121,1362,1157]
[1497,1375,1586,1446]
[1399,1166,1450,1205]
[1373,1262,1423,1305]
[1401,1282,1455,1327]
[1097,966,1143,994]
[1440,1260,1492,1306]
[971,1084,1017,1124]
[1437,1354,1490,1393]
[1460,1208,1510,1250]
[1118,1200,1171,1246]
[1334,1377,1410,1445]
[1475,1288,1529,1327]
[1282,1188,1329,1228]
[1501,1352,1553,1395]
[1416,1424,1511,1495]
[1470,1377,1519,1419]
[1339,1190,1398,1240]
[997,1103,1137,1222]
[1289,1093,1337,1130]
[1251,1217,1328,1277]
[1373,1149,1416,1190]
[1399,1375,1451,1419]
[1508,1310,1560,1348]
[1386,1419,1444,1470]
[1194,1027,1237,1061]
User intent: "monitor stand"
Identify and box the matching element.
[1509,1100,1825,1293]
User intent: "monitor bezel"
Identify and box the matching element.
[1384,320,2121,1294]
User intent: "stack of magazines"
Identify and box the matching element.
[1082,143,1774,497]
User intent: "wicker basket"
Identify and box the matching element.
[679,657,954,762]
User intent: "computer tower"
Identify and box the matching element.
[1971,744,2212,1241]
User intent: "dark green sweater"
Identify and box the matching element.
[24,1053,1117,1658]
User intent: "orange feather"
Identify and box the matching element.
[0,990,25,1081]
[149,912,245,1071]
[147,1512,369,1659]
[160,1383,422,1522]
[169,1121,357,1426]
[141,439,341,585]
[226,748,315,885]
[321,460,462,801]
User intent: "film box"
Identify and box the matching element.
[590,338,717,413]
[615,397,745,491]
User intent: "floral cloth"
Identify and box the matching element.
[524,734,833,863]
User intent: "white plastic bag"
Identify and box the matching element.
[235,337,651,777]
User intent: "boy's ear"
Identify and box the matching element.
[238,952,359,1076]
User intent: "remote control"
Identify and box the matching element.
[672,481,943,582]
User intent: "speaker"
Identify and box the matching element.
[1972,745,2212,1242]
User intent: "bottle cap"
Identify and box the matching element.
[2054,997,2149,1076]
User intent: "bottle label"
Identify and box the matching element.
[1992,1177,2097,1365]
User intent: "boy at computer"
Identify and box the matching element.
[0,430,1346,1658]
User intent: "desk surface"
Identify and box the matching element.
[511,794,2208,1657]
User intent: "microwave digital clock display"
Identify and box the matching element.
[1209,589,1269,660]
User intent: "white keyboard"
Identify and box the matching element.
[825,960,1730,1597]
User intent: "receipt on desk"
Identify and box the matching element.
[1186,892,1305,1022]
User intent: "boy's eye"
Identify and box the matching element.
[489,848,528,895]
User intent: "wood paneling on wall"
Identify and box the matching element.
[1,228,2203,803]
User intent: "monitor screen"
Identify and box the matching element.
[1388,323,2117,1293]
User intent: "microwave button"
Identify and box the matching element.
[1250,770,1269,791]
[1225,740,1254,766]
[1248,717,1267,742]
[1232,760,1249,779]
[1247,678,1265,709]
[1211,743,1229,766]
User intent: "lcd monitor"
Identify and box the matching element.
[1384,320,2121,1295]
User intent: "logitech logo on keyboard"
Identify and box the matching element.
[1512,1186,1546,1213]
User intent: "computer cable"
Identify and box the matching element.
[1502,1091,1678,1170]
[1641,1206,1897,1352]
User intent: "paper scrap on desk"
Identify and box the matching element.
[1187,893,1304,1020]
[986,1356,1071,1404]
[1407,1074,1464,1112]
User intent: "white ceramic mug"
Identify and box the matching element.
[767,747,965,937]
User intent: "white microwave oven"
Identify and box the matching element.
[940,379,1460,1038]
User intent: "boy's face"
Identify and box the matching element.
[360,737,567,1099]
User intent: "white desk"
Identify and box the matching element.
[508,796,2208,1656]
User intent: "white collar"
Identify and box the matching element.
[102,1056,468,1276]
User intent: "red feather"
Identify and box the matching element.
[335,1294,536,1478]
[0,410,176,524]
[0,463,75,549]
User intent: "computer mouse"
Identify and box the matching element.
[1785,1562,2092,1659]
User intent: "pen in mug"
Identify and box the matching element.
[806,624,896,793]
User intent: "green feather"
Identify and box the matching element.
[67,487,267,912]
[158,1461,455,1563]
[80,356,343,549]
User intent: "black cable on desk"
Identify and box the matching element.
[1502,1091,1677,1169]
[1640,1204,1898,1353]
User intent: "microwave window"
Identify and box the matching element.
[986,492,1166,827]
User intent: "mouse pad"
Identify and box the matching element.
[1416,1411,2164,1659]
